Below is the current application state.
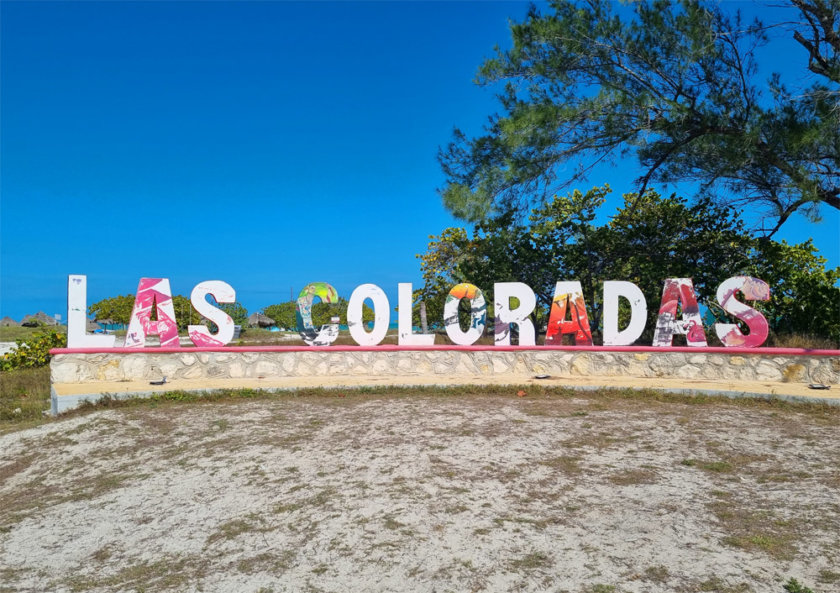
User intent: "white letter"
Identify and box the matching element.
[189,281,236,347]
[443,283,487,346]
[67,275,115,348]
[398,283,435,345]
[602,281,647,346]
[348,284,390,346]
[494,282,536,346]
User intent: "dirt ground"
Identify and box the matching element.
[1,390,838,593]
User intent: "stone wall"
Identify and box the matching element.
[52,347,840,386]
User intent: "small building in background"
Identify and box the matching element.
[0,316,19,327]
[248,313,275,328]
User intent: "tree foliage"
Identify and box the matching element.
[89,294,248,330]
[263,299,375,330]
[88,295,135,325]
[0,329,67,371]
[418,186,839,344]
[439,0,839,233]
[218,302,249,326]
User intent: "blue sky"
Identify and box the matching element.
[1,0,837,322]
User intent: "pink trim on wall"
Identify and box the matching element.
[51,345,840,356]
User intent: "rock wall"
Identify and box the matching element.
[51,348,840,386]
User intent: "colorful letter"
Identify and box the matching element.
[652,278,707,347]
[494,282,536,346]
[124,278,180,348]
[602,281,647,346]
[188,281,236,347]
[398,283,435,345]
[443,283,487,346]
[66,275,115,348]
[544,281,593,345]
[714,276,771,347]
[348,284,390,346]
[296,282,339,346]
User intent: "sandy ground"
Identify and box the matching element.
[1,391,839,593]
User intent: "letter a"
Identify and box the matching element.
[125,278,180,348]
[545,281,593,345]
[652,278,707,347]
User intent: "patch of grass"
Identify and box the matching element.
[709,501,798,560]
[210,418,229,431]
[274,487,336,514]
[62,555,200,592]
[539,455,582,475]
[508,550,552,571]
[206,517,260,545]
[697,577,752,592]
[0,453,38,484]
[783,578,815,593]
[383,515,406,530]
[701,460,734,472]
[0,366,51,425]
[588,585,616,593]
[236,551,295,574]
[608,468,657,486]
[643,565,669,583]
[818,569,840,584]
[0,325,66,342]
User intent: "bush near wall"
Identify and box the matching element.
[0,329,67,371]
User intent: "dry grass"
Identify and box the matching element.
[0,366,51,425]
[1,389,838,592]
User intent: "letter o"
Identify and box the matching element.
[348,284,390,346]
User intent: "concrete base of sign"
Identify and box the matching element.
[49,345,840,413]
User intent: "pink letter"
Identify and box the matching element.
[652,278,707,347]
[124,278,180,348]
[714,276,770,347]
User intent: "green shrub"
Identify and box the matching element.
[0,329,66,371]
[784,578,814,593]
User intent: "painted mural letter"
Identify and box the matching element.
[124,278,180,348]
[188,281,236,347]
[398,283,435,345]
[602,281,647,346]
[652,278,707,347]
[348,284,390,346]
[296,282,340,346]
[714,276,771,347]
[66,275,116,348]
[494,282,536,346]
[443,283,487,346]
[544,281,593,346]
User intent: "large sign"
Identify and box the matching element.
[66,274,770,349]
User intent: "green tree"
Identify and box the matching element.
[262,302,297,330]
[88,295,135,325]
[263,299,374,330]
[171,295,200,330]
[417,185,838,344]
[218,302,249,326]
[439,0,839,233]
[743,239,840,341]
